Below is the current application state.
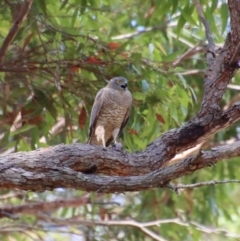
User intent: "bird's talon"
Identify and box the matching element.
[112,142,123,151]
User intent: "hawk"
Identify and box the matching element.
[88,77,132,147]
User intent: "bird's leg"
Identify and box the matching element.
[112,128,120,145]
[112,128,123,150]
[101,135,106,148]
[112,142,123,150]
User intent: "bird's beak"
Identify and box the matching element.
[120,83,128,90]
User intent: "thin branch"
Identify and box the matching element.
[193,0,215,56]
[112,22,176,40]
[42,216,240,240]
[52,217,185,241]
[0,191,25,200]
[168,180,240,191]
[177,69,205,76]
[191,221,240,239]
[0,0,33,64]
[0,196,91,218]
[227,84,240,90]
[0,67,30,72]
[172,44,204,66]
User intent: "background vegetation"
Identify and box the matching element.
[0,0,239,240]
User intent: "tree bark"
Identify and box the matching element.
[0,0,240,193]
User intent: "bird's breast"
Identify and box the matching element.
[95,89,132,128]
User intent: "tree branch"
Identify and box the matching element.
[48,217,186,241]
[197,0,240,116]
[0,195,92,218]
[1,1,240,194]
[0,0,33,64]
[0,139,240,192]
[193,0,215,60]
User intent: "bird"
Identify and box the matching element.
[88,77,132,148]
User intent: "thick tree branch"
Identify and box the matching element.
[0,0,33,64]
[0,140,240,192]
[0,0,240,193]
[199,0,240,116]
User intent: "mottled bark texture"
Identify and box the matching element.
[1,0,240,193]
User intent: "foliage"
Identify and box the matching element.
[0,0,239,240]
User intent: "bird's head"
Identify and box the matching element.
[108,77,128,91]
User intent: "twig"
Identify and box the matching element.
[175,69,205,76]
[168,180,240,191]
[52,217,187,241]
[172,44,203,66]
[193,0,215,64]
[0,67,30,72]
[191,221,240,238]
[112,22,176,40]
[0,0,33,64]
[0,196,91,218]
[227,84,240,90]
[0,191,25,200]
[39,118,66,143]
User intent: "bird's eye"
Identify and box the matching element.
[117,79,121,84]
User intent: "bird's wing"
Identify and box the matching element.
[88,88,104,143]
[119,105,131,135]
[119,90,132,135]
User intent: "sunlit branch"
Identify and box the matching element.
[178,69,205,76]
[50,217,185,241]
[112,22,176,40]
[228,84,240,91]
[191,221,240,238]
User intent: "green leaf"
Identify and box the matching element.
[210,0,218,13]
[176,15,186,36]
[71,8,79,27]
[60,0,69,10]
[80,0,87,15]
[181,4,196,26]
[171,0,178,15]
[35,0,47,15]
[132,92,146,101]
[189,86,198,103]
[220,3,229,33]
[10,125,35,136]
[164,49,185,62]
